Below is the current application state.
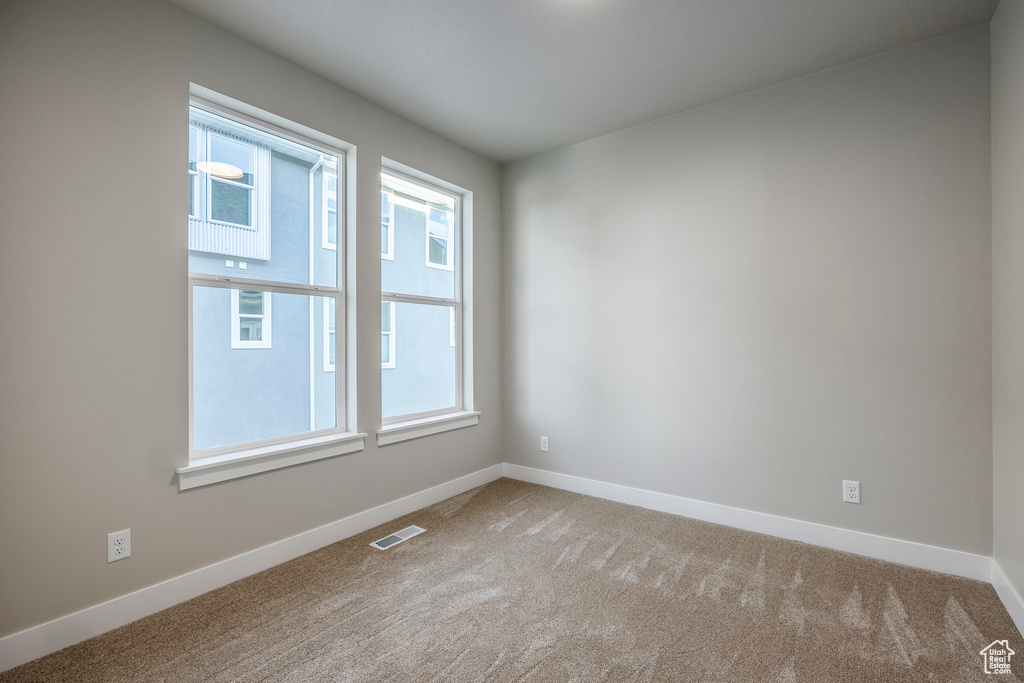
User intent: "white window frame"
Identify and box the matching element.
[449,307,457,347]
[378,165,478,446]
[381,190,395,260]
[322,171,338,250]
[425,207,454,271]
[323,298,336,372]
[231,289,272,349]
[381,300,396,369]
[180,90,363,492]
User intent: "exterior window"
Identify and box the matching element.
[381,301,396,369]
[380,170,463,421]
[231,289,272,349]
[187,96,353,479]
[426,207,453,270]
[207,134,256,227]
[381,191,395,260]
[323,172,338,250]
[323,298,336,371]
[188,127,199,218]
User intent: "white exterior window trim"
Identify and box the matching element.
[230,288,272,349]
[183,88,363,491]
[378,163,476,446]
[382,300,396,369]
[381,190,395,261]
[323,298,336,372]
[322,171,338,251]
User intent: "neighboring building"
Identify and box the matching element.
[189,107,456,453]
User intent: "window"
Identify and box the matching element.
[323,298,336,371]
[231,289,271,349]
[426,207,453,270]
[381,191,395,260]
[379,168,475,443]
[323,172,338,250]
[381,301,396,369]
[181,94,361,491]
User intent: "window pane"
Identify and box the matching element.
[326,175,337,211]
[429,236,447,265]
[239,317,263,342]
[428,209,449,239]
[329,332,336,367]
[188,106,339,289]
[381,302,392,333]
[210,180,252,226]
[189,127,198,171]
[210,135,254,186]
[380,173,456,299]
[327,210,337,246]
[381,303,457,418]
[381,333,391,365]
[238,290,263,315]
[188,175,195,217]
[381,222,390,255]
[193,287,336,450]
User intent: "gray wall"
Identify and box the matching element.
[503,28,992,555]
[992,0,1024,603]
[0,0,502,638]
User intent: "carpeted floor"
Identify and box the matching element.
[1,478,1020,682]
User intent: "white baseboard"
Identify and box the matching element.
[0,464,504,674]
[501,463,993,582]
[992,560,1024,637]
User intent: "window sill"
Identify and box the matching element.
[377,411,480,446]
[176,431,366,491]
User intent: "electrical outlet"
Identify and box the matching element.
[843,480,861,504]
[540,436,549,452]
[108,529,131,563]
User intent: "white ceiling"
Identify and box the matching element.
[172,0,999,162]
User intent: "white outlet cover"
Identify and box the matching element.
[540,436,549,452]
[107,529,131,563]
[843,480,861,504]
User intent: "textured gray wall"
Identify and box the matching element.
[992,0,1024,603]
[503,28,992,555]
[0,0,502,637]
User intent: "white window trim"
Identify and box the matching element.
[323,298,335,372]
[425,208,455,271]
[381,300,396,369]
[184,89,362,491]
[450,307,456,347]
[230,288,272,349]
[378,164,474,445]
[381,190,395,260]
[322,171,338,251]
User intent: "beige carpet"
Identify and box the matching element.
[1,478,1020,682]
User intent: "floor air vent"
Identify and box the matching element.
[370,525,426,550]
